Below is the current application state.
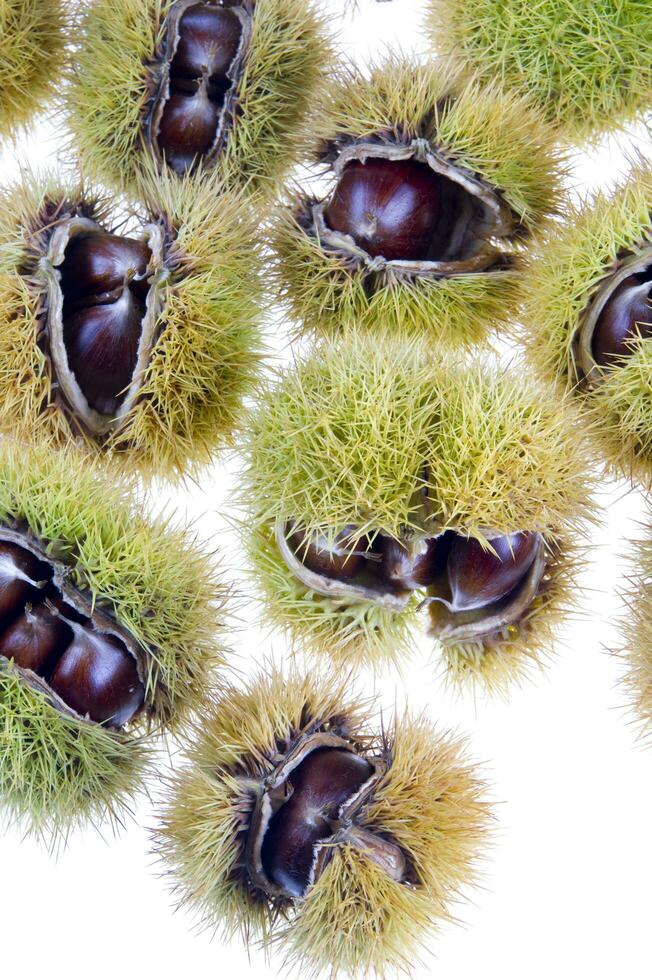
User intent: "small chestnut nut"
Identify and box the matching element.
[324,158,444,262]
[0,541,44,622]
[592,272,652,366]
[60,230,151,416]
[446,531,541,612]
[0,603,71,676]
[49,628,144,727]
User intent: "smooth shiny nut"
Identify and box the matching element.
[447,531,540,612]
[0,603,71,675]
[324,158,444,261]
[592,273,652,366]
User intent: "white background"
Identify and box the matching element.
[1,1,652,978]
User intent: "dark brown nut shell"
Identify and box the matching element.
[0,528,146,729]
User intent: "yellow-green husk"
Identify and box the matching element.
[0,168,263,478]
[271,55,565,345]
[240,330,594,689]
[65,0,332,197]
[0,441,228,839]
[0,0,67,137]
[522,162,652,484]
[619,527,652,736]
[156,667,491,977]
[427,0,652,144]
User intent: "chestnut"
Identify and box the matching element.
[48,627,144,727]
[287,526,371,580]
[446,531,540,612]
[0,603,71,675]
[592,272,652,366]
[380,534,450,590]
[60,231,151,416]
[0,541,44,622]
[157,2,243,173]
[261,747,373,898]
[323,158,444,262]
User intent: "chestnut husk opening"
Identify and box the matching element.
[575,245,652,382]
[0,525,150,730]
[245,730,407,903]
[278,521,547,644]
[309,139,517,280]
[146,0,253,175]
[39,214,168,439]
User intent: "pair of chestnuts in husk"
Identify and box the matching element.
[0,172,262,477]
[66,0,330,196]
[242,331,594,690]
[0,441,226,838]
[157,668,491,977]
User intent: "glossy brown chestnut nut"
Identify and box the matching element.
[592,272,652,366]
[0,603,71,675]
[287,526,372,581]
[261,748,373,898]
[48,627,144,726]
[446,531,540,612]
[0,541,45,622]
[323,158,444,262]
[380,534,451,591]
[60,231,151,415]
[157,3,243,173]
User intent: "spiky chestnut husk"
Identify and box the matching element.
[65,0,332,198]
[521,162,652,486]
[0,167,263,479]
[0,0,68,138]
[0,440,228,841]
[239,331,594,691]
[426,0,652,145]
[619,526,652,736]
[155,667,491,977]
[270,55,565,347]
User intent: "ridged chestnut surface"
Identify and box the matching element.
[0,536,144,727]
[287,527,373,580]
[592,272,652,366]
[156,2,245,173]
[324,159,445,262]
[60,231,151,416]
[261,748,374,898]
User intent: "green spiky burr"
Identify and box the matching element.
[270,54,566,347]
[239,330,595,694]
[0,166,263,479]
[64,0,332,199]
[620,521,652,737]
[0,440,228,842]
[522,161,652,485]
[426,0,652,144]
[155,666,491,977]
[0,0,67,137]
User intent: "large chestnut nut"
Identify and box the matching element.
[60,231,151,416]
[380,534,450,590]
[48,627,144,727]
[0,541,44,622]
[157,3,244,173]
[287,526,371,581]
[447,531,540,612]
[592,273,652,366]
[324,158,444,262]
[0,603,71,676]
[261,747,373,898]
